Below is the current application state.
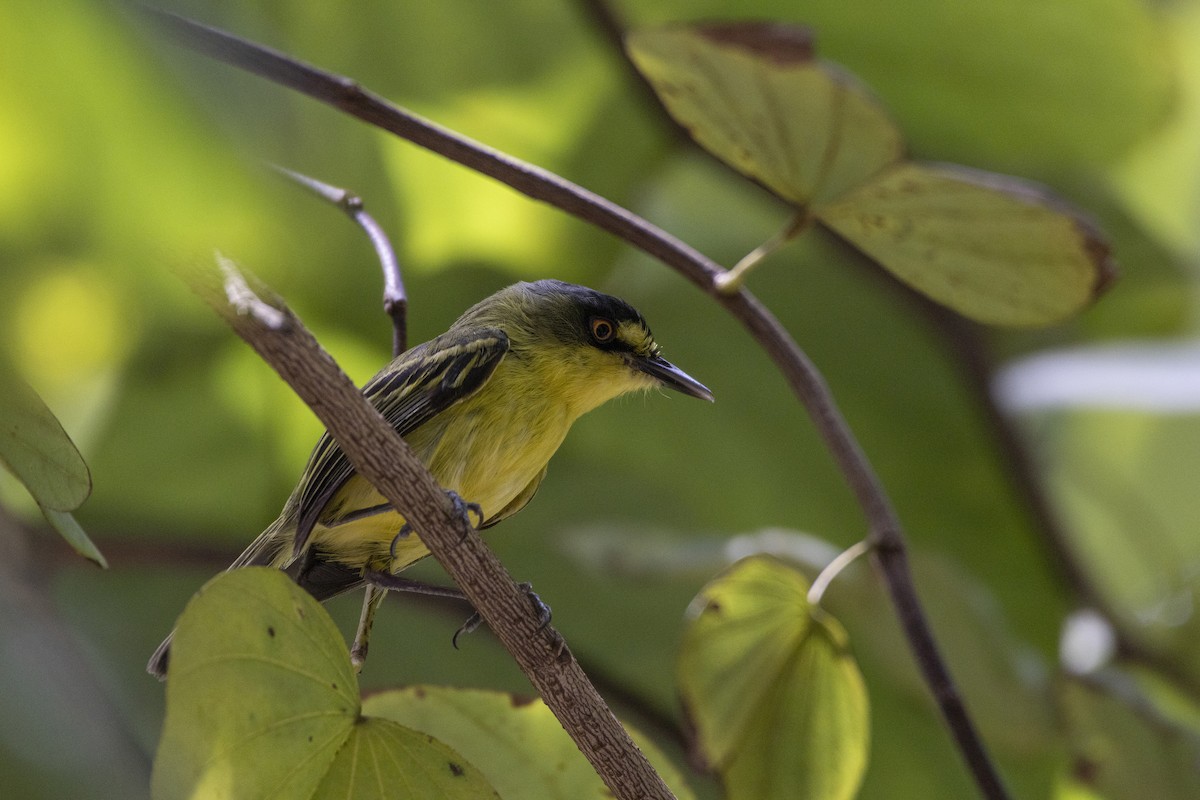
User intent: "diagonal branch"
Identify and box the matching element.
[144,9,1008,798]
[194,259,676,800]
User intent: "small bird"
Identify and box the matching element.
[148,279,712,678]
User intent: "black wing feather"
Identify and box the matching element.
[292,328,510,555]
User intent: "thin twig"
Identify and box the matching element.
[574,0,691,146]
[144,9,1008,797]
[271,166,408,356]
[197,259,675,800]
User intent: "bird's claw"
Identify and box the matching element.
[388,524,413,558]
[387,492,481,556]
[451,582,552,649]
[451,613,482,650]
[522,582,553,632]
[447,491,484,540]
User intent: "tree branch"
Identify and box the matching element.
[192,260,675,800]
[271,166,408,356]
[144,9,1008,797]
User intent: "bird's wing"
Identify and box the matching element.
[292,327,510,556]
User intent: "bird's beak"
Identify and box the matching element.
[632,354,715,402]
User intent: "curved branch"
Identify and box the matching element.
[144,9,1008,798]
[271,166,408,356]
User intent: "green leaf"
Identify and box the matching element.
[313,719,494,800]
[151,568,497,800]
[40,505,106,568]
[816,161,1116,326]
[626,23,903,209]
[0,369,92,511]
[678,556,869,800]
[365,686,696,800]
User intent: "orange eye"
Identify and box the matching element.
[590,317,616,343]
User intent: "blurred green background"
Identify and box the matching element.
[2,0,1199,798]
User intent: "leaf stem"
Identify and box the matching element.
[715,211,809,294]
[808,538,872,607]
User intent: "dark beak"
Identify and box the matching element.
[633,354,715,402]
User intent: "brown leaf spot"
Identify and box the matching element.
[698,22,815,64]
[1072,755,1099,786]
[509,693,537,708]
[448,761,465,778]
[266,626,275,638]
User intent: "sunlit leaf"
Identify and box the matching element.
[626,23,903,209]
[313,719,496,800]
[678,556,868,800]
[151,569,496,800]
[0,368,92,511]
[365,686,695,800]
[816,161,1116,326]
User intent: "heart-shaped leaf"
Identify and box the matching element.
[365,686,696,800]
[151,568,497,800]
[678,556,869,800]
[626,23,904,209]
[628,23,1115,326]
[816,161,1116,326]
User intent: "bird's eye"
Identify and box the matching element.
[590,317,616,343]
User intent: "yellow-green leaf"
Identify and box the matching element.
[816,161,1115,327]
[313,720,496,800]
[151,569,496,800]
[365,686,695,800]
[678,556,868,800]
[0,368,92,511]
[626,23,903,209]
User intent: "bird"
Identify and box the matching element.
[147,279,712,678]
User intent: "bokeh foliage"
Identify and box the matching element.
[2,0,1199,798]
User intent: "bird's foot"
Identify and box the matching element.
[452,582,551,649]
[447,491,485,539]
[386,491,483,556]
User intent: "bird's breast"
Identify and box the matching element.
[419,364,574,519]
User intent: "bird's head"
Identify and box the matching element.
[458,279,713,414]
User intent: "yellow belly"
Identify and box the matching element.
[299,371,573,574]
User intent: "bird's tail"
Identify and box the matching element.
[146,520,291,680]
[145,630,175,681]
